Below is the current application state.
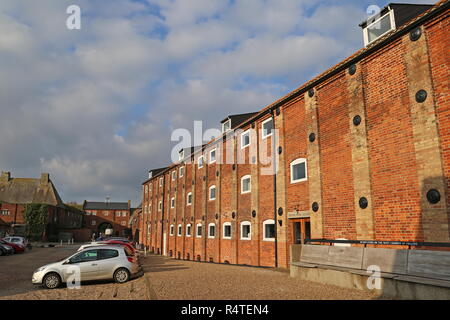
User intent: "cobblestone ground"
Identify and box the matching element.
[141,254,379,300]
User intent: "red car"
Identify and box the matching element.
[0,238,25,253]
[98,240,135,254]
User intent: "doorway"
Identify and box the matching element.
[292,218,311,244]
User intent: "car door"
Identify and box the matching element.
[67,249,99,281]
[96,248,121,279]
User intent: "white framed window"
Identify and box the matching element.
[198,156,204,169]
[241,175,251,194]
[363,10,396,46]
[116,211,121,217]
[170,197,175,209]
[187,192,192,206]
[223,222,232,239]
[172,171,176,181]
[240,221,251,240]
[170,224,174,236]
[208,223,216,238]
[186,224,192,237]
[158,201,162,211]
[196,223,202,238]
[290,158,308,183]
[122,211,127,217]
[222,119,231,133]
[179,166,184,177]
[177,224,182,236]
[241,129,250,149]
[209,148,216,164]
[147,224,151,235]
[209,185,216,201]
[261,118,274,139]
[263,219,276,241]
[159,177,163,187]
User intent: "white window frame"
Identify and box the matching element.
[241,129,250,149]
[209,185,216,201]
[170,197,175,209]
[177,224,182,236]
[223,222,232,239]
[187,192,192,206]
[186,224,192,237]
[196,223,203,238]
[172,171,176,181]
[241,175,251,194]
[290,158,308,184]
[198,156,204,169]
[158,201,162,211]
[170,224,174,236]
[261,118,274,139]
[209,148,216,164]
[240,221,251,240]
[179,166,184,178]
[363,10,396,46]
[222,119,231,133]
[263,219,276,242]
[159,177,163,187]
[208,223,216,239]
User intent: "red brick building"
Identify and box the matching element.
[139,1,450,268]
[83,200,133,239]
[0,172,85,241]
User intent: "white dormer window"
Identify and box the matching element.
[222,119,231,133]
[363,10,395,46]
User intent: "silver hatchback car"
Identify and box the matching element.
[32,245,140,289]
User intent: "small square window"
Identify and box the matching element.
[263,220,276,241]
[241,222,251,240]
[208,224,216,238]
[290,159,308,183]
[241,175,251,194]
[262,118,274,139]
[223,223,232,239]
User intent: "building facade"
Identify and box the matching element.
[140,1,450,268]
[83,201,133,238]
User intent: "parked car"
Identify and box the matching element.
[78,240,135,254]
[32,245,140,289]
[0,243,14,255]
[3,236,31,250]
[99,240,135,253]
[0,238,25,253]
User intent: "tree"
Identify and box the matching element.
[24,204,48,240]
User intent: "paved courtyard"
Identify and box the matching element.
[141,254,379,300]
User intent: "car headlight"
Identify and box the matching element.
[34,266,46,273]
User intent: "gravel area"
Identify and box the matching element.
[141,254,379,300]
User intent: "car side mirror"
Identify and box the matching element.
[64,260,71,265]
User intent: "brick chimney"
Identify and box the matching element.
[1,171,11,184]
[40,173,50,185]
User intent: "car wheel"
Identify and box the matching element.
[43,273,61,289]
[113,268,130,284]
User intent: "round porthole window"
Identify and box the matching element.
[359,197,368,209]
[427,189,441,204]
[278,207,283,216]
[308,89,315,98]
[353,115,362,126]
[349,64,357,75]
[410,27,422,41]
[252,210,256,218]
[416,90,428,103]
[309,133,316,143]
[232,212,236,219]
[312,202,319,212]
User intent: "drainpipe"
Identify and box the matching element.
[271,109,278,268]
[160,176,166,255]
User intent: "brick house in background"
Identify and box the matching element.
[129,204,142,243]
[140,1,450,268]
[0,172,86,241]
[83,200,133,238]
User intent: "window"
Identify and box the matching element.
[196,224,202,238]
[121,221,126,226]
[262,118,274,139]
[170,224,174,236]
[223,222,232,239]
[159,177,163,187]
[116,211,121,217]
[179,166,184,177]
[158,201,162,211]
[172,171,176,181]
[177,224,182,236]
[198,156,204,169]
[1,210,10,216]
[144,185,148,194]
[290,158,308,183]
[171,197,175,209]
[241,221,251,240]
[263,219,276,241]
[364,10,395,46]
[97,249,119,260]
[147,224,151,235]
[209,148,216,164]
[209,185,216,200]
[208,223,216,238]
[241,175,251,194]
[186,224,192,237]
[103,211,109,216]
[92,211,96,216]
[241,130,250,149]
[70,250,98,263]
[122,211,127,217]
[187,192,192,205]
[91,220,96,226]
[222,119,231,133]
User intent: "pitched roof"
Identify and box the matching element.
[221,112,259,129]
[0,173,64,207]
[83,201,130,210]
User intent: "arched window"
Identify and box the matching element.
[177,224,182,236]
[187,192,192,205]
[263,219,276,241]
[186,224,192,237]
[196,223,203,238]
[290,158,308,183]
[208,223,216,238]
[209,185,216,200]
[170,224,174,236]
[240,221,251,240]
[241,175,251,194]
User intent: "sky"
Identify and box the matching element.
[0,0,437,206]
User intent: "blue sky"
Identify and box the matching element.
[0,0,437,205]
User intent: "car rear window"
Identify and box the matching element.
[123,246,133,257]
[98,249,119,260]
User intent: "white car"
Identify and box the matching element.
[77,242,106,252]
[32,245,140,289]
